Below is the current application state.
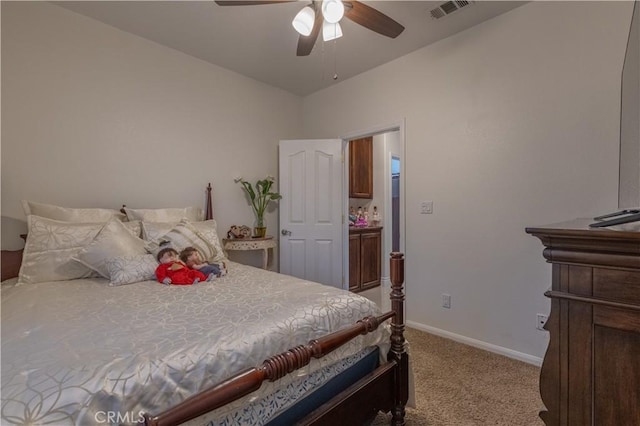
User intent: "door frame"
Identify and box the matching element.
[341,119,406,298]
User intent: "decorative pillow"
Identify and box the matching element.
[141,222,174,242]
[18,216,104,284]
[142,219,226,263]
[145,219,217,262]
[123,221,142,238]
[22,200,127,222]
[72,218,148,278]
[106,254,158,286]
[192,220,227,263]
[124,206,203,222]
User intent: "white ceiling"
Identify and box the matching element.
[54,1,527,96]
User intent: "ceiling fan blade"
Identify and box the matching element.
[344,1,404,39]
[296,10,323,56]
[215,1,296,5]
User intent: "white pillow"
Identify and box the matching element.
[142,219,226,263]
[18,216,103,284]
[73,218,148,279]
[106,254,158,286]
[124,206,203,222]
[22,200,127,222]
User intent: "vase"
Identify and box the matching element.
[254,216,266,238]
[254,226,267,238]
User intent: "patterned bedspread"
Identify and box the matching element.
[1,262,389,425]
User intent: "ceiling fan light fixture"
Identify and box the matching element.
[322,21,343,41]
[321,0,344,24]
[292,6,316,36]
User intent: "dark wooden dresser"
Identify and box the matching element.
[526,219,640,425]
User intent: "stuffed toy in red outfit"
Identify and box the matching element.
[155,247,206,285]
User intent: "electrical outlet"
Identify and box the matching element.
[536,314,548,330]
[442,293,451,309]
[420,201,433,214]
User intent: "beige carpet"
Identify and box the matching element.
[372,327,545,425]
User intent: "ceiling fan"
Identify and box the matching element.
[214,1,405,56]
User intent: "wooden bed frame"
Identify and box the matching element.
[140,251,407,426]
[0,184,409,425]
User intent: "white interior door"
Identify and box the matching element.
[279,139,344,288]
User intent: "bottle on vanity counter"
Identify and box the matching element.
[371,206,381,227]
[354,206,368,227]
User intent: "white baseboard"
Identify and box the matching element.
[406,320,543,367]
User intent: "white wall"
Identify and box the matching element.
[302,1,633,361]
[1,2,303,257]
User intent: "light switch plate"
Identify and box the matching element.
[420,201,433,214]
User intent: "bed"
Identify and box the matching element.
[1,186,409,425]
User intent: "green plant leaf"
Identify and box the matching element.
[237,175,282,225]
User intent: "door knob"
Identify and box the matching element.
[281,229,292,236]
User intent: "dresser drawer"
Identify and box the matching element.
[593,269,640,306]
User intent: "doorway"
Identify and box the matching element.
[343,123,405,309]
[392,156,401,253]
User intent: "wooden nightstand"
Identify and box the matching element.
[223,237,277,270]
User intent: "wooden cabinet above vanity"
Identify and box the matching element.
[349,136,373,199]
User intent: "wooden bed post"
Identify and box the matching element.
[389,252,408,425]
[205,183,213,220]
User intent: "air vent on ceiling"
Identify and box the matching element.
[430,0,474,19]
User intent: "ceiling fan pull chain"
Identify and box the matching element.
[333,39,338,80]
[321,39,326,81]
